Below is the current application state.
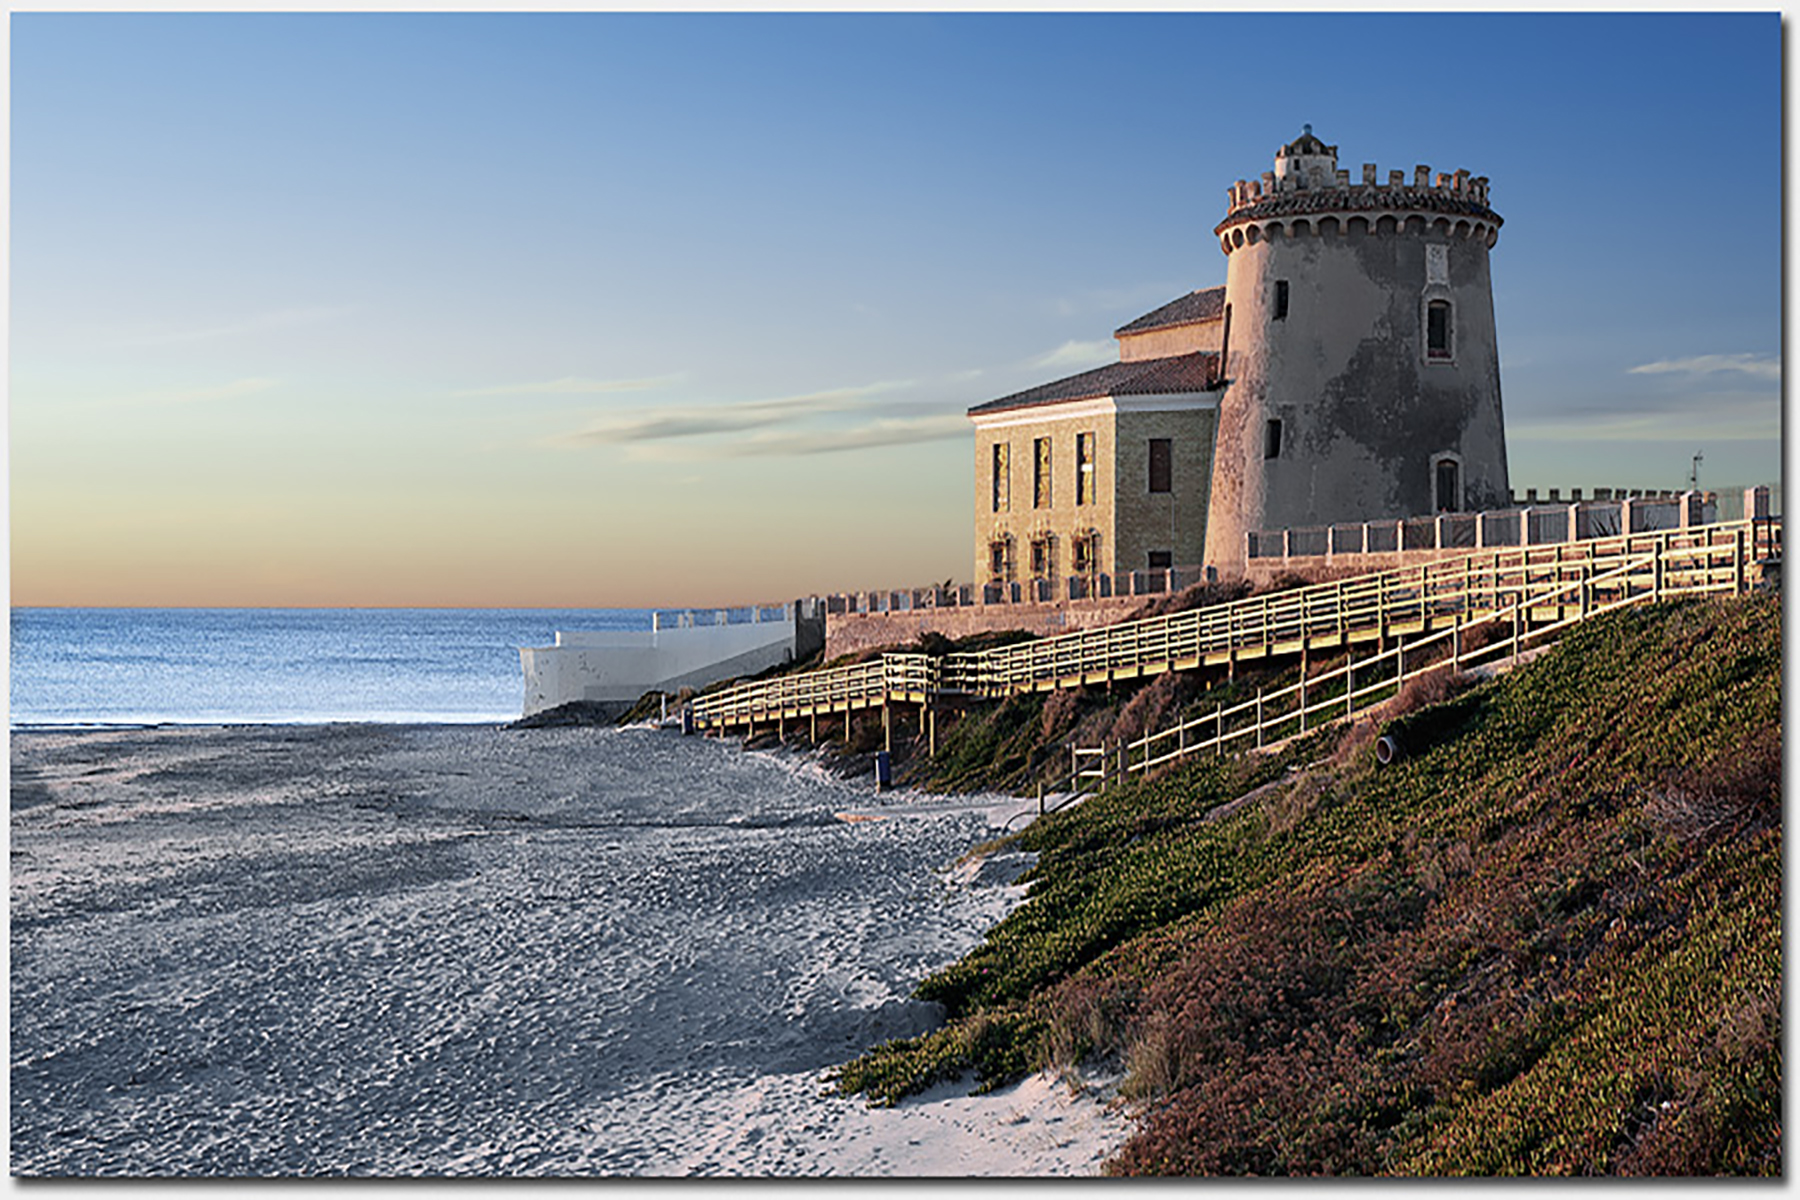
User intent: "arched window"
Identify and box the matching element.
[1432,454,1462,513]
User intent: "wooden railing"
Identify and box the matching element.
[689,518,1776,736]
[1038,519,1770,802]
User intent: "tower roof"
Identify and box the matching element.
[967,351,1222,418]
[1279,124,1335,159]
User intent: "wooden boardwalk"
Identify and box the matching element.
[688,518,1779,761]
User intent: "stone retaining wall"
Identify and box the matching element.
[823,594,1148,660]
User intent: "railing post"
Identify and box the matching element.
[1735,527,1747,594]
[1653,538,1664,601]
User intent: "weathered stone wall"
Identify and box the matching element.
[1112,407,1216,572]
[1116,319,1222,362]
[824,597,1144,662]
[971,405,1117,584]
[823,594,1148,661]
[1205,218,1509,575]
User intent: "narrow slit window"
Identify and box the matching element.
[991,442,1010,512]
[1427,300,1451,360]
[1264,418,1283,460]
[1273,279,1289,321]
[1148,438,1172,494]
[1033,437,1052,508]
[1075,432,1095,506]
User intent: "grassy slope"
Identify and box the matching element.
[832,594,1781,1175]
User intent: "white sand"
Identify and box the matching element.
[11,724,1133,1177]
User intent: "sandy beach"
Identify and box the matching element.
[11,722,1129,1176]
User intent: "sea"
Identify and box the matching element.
[9,607,655,727]
[8,608,1052,1175]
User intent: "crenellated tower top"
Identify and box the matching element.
[1215,127,1502,254]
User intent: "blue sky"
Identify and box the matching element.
[10,11,1782,607]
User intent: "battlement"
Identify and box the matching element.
[1225,163,1492,214]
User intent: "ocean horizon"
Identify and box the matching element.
[9,607,657,727]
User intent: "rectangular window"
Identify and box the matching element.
[1147,550,1173,571]
[1427,300,1451,360]
[1264,418,1283,460]
[1274,279,1289,321]
[1148,438,1172,494]
[1033,437,1052,508]
[1029,535,1054,579]
[991,442,1010,512]
[1072,534,1094,573]
[1075,432,1096,505]
[988,538,1012,583]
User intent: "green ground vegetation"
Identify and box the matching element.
[830,594,1781,1176]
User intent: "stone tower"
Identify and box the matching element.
[1203,127,1511,572]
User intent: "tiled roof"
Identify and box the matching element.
[1114,286,1227,337]
[967,351,1222,417]
[1216,187,1500,232]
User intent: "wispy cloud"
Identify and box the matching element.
[729,414,969,457]
[1030,340,1114,371]
[549,383,911,448]
[454,374,683,398]
[123,306,355,347]
[1628,353,1781,382]
[633,413,970,460]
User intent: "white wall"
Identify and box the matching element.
[519,619,801,718]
